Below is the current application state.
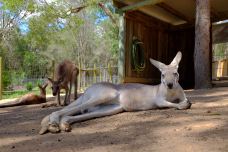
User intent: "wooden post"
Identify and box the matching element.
[78,62,81,92]
[93,64,97,83]
[0,57,2,100]
[99,65,102,82]
[108,63,112,82]
[118,12,126,83]
[194,0,212,89]
[51,60,55,79]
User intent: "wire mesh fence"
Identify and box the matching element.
[1,60,119,99]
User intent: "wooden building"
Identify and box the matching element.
[113,0,228,89]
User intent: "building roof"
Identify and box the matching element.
[114,0,228,26]
[213,22,228,44]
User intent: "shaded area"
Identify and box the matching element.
[0,87,228,152]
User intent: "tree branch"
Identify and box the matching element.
[98,2,118,27]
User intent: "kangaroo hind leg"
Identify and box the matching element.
[59,104,124,132]
[47,93,118,134]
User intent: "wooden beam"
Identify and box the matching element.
[211,6,227,22]
[194,0,212,89]
[0,57,2,100]
[157,2,194,23]
[191,0,227,23]
[118,13,126,83]
[120,0,163,12]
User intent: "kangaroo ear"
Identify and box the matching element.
[43,83,48,89]
[47,77,53,83]
[170,51,182,67]
[150,58,166,71]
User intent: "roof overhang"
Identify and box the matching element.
[213,22,228,44]
[114,0,228,26]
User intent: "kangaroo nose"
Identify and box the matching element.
[167,83,173,89]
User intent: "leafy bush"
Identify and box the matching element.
[26,82,33,91]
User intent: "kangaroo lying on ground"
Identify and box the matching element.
[0,84,48,108]
[48,60,79,106]
[39,52,191,135]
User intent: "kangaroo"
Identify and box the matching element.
[48,60,79,106]
[0,83,48,108]
[39,52,191,135]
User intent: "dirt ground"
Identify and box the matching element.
[0,87,228,152]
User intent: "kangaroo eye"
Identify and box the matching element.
[161,74,165,78]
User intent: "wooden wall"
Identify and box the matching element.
[124,11,195,88]
[168,27,195,88]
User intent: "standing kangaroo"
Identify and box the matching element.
[39,52,191,135]
[0,84,48,108]
[48,60,79,106]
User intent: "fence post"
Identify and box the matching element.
[93,64,97,83]
[0,57,2,100]
[99,65,102,82]
[52,60,55,79]
[78,62,81,92]
[108,63,112,82]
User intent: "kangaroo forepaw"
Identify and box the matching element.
[186,100,192,109]
[48,122,60,133]
[177,100,192,110]
[60,122,72,132]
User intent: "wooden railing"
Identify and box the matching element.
[212,59,228,79]
[78,63,118,92]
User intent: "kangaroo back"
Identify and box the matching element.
[55,60,76,85]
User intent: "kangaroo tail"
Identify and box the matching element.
[0,99,22,108]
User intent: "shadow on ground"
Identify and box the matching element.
[0,87,228,152]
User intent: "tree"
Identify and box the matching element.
[194,0,212,89]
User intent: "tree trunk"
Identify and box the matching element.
[194,0,212,89]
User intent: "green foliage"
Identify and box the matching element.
[23,51,49,78]
[213,43,228,61]
[0,0,120,98]
[26,82,33,91]
[2,71,11,90]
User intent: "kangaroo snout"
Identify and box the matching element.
[167,83,173,89]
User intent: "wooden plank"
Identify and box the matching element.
[124,77,160,84]
[118,13,126,83]
[120,0,163,12]
[211,6,227,22]
[156,2,194,23]
[0,57,2,100]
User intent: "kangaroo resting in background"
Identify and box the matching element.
[39,52,191,135]
[48,60,79,106]
[0,83,48,108]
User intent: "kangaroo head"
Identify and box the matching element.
[38,83,48,96]
[48,77,63,96]
[150,51,182,89]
